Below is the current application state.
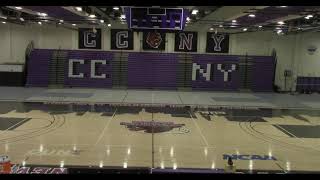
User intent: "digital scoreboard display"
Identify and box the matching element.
[125,7,188,31]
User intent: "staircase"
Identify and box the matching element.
[177,53,192,91]
[48,50,67,88]
[238,55,253,92]
[112,52,128,89]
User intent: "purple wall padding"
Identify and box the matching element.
[25,49,275,92]
[192,54,240,91]
[26,49,53,87]
[127,52,178,89]
[251,56,275,92]
[64,50,113,88]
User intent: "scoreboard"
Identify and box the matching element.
[125,7,188,31]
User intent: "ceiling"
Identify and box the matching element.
[1,6,320,35]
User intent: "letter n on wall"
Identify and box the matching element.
[174,31,197,52]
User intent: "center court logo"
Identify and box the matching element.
[120,121,189,134]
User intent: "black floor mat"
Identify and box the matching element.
[274,125,320,138]
[0,117,31,130]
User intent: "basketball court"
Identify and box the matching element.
[1,5,320,174]
[1,90,320,173]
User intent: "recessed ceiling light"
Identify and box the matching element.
[60,19,64,23]
[277,21,285,25]
[15,7,23,10]
[232,20,237,23]
[113,7,119,10]
[243,28,247,31]
[72,24,76,26]
[107,23,111,27]
[58,22,62,25]
[38,12,47,17]
[20,17,24,21]
[2,21,6,24]
[209,27,214,31]
[89,14,96,18]
[219,25,223,28]
[280,6,287,7]
[100,19,104,23]
[248,14,255,18]
[38,21,42,25]
[191,9,199,15]
[305,14,313,19]
[75,7,82,12]
[258,25,262,28]
[120,14,126,19]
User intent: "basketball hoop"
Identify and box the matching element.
[0,155,11,174]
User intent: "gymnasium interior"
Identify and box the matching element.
[0,6,320,174]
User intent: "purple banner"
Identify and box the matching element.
[26,49,53,87]
[127,52,178,89]
[64,50,113,88]
[192,55,240,91]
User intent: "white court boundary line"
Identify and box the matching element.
[177,93,209,146]
[272,123,320,153]
[188,111,209,147]
[93,91,129,147]
[0,118,30,136]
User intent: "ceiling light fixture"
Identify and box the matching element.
[60,19,64,23]
[280,6,287,7]
[219,25,223,28]
[89,14,96,18]
[191,9,199,15]
[277,21,285,25]
[186,17,190,22]
[107,23,111,27]
[75,7,82,12]
[72,24,76,26]
[243,28,247,31]
[258,25,262,28]
[113,7,119,10]
[232,20,237,23]
[248,14,255,18]
[209,27,214,31]
[100,19,104,23]
[38,21,42,25]
[38,12,47,17]
[120,14,126,19]
[20,17,24,21]
[305,14,313,19]
[2,21,6,24]
[15,7,23,10]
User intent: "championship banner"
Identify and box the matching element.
[111,29,134,50]
[174,31,197,52]
[206,33,229,53]
[78,28,102,49]
[142,31,166,50]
